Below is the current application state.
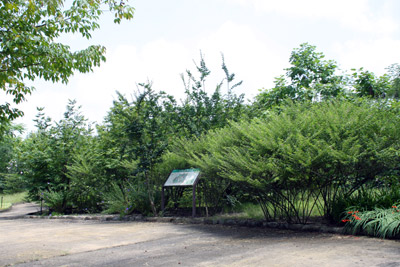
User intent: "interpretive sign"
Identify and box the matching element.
[161,169,202,217]
[164,169,201,187]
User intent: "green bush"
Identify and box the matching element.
[163,125,249,215]
[0,173,27,194]
[42,189,71,214]
[166,100,400,223]
[103,181,152,216]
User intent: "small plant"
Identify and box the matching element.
[103,181,152,216]
[42,189,70,214]
[342,205,400,239]
[331,185,400,223]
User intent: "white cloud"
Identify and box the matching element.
[74,20,286,124]
[229,0,398,34]
[71,40,193,125]
[12,0,400,134]
[195,21,286,97]
[333,39,400,75]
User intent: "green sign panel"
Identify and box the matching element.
[164,169,200,187]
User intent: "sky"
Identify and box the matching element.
[10,0,400,133]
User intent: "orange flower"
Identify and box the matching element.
[392,206,397,209]
[342,219,351,222]
[347,211,353,214]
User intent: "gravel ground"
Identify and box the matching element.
[0,204,399,267]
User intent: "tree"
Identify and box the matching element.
[0,0,134,125]
[351,68,390,98]
[386,63,400,98]
[0,123,24,193]
[179,52,245,136]
[255,43,345,110]
[21,100,93,212]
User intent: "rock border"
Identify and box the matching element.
[24,213,344,234]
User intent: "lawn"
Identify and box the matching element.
[0,192,27,210]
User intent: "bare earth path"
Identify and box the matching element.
[0,203,41,219]
[0,204,399,267]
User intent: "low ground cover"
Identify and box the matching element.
[0,192,27,210]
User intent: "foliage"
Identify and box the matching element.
[0,0,134,124]
[42,188,71,214]
[20,100,93,213]
[101,54,246,216]
[236,202,264,220]
[103,181,151,216]
[8,43,400,220]
[343,205,400,239]
[386,63,400,98]
[162,123,252,215]
[351,68,391,98]
[100,83,177,215]
[332,185,400,222]
[255,43,346,110]
[178,52,246,137]
[0,123,25,193]
[166,100,400,223]
[66,138,112,213]
[230,100,400,222]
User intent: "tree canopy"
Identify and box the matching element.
[0,0,134,127]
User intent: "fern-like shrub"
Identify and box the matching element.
[42,189,71,214]
[165,100,400,223]
[103,181,151,216]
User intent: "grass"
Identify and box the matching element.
[221,201,324,221]
[0,191,28,210]
[237,203,265,219]
[212,202,265,220]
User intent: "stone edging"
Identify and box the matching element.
[145,217,344,234]
[24,214,344,234]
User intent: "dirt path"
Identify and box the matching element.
[0,203,41,219]
[0,217,399,267]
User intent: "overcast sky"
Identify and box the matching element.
[11,0,400,133]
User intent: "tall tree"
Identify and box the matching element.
[21,100,93,212]
[0,0,134,126]
[351,68,390,98]
[0,123,24,193]
[100,83,177,215]
[179,53,245,136]
[255,43,345,110]
[386,63,400,98]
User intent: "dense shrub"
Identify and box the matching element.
[166,100,400,223]
[103,181,153,216]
